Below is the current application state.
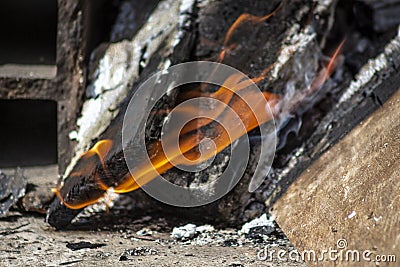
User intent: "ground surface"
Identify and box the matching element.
[0,213,306,267]
[0,166,306,267]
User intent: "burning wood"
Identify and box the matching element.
[53,47,343,204]
[0,0,399,265]
[47,0,346,229]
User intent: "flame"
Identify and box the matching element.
[217,1,283,62]
[52,140,113,209]
[310,39,346,93]
[323,39,346,81]
[75,139,113,190]
[113,85,278,193]
[224,3,282,48]
[54,2,345,210]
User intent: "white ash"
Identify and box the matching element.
[269,25,316,80]
[268,0,339,120]
[174,0,195,47]
[239,214,276,235]
[195,224,215,233]
[338,25,400,105]
[171,223,240,246]
[169,219,287,247]
[346,210,357,220]
[170,224,215,240]
[171,223,197,239]
[272,34,323,126]
[315,0,336,14]
[136,228,153,237]
[373,216,382,222]
[68,130,78,141]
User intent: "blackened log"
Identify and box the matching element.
[47,0,339,229]
[47,0,197,229]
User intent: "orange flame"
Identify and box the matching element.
[217,1,283,62]
[224,3,283,48]
[310,39,346,92]
[113,85,279,193]
[52,140,113,209]
[53,3,345,210]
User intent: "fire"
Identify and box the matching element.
[310,39,346,93]
[52,140,113,209]
[218,1,283,62]
[113,86,279,193]
[53,1,344,210]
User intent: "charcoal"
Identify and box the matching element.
[124,247,158,256]
[0,168,27,218]
[119,255,128,261]
[66,241,106,251]
[355,0,400,33]
[245,226,276,242]
[222,239,239,247]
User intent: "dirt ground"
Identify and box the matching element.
[0,166,306,267]
[0,213,308,267]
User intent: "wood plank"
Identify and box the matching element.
[272,88,400,266]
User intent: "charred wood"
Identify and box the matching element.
[354,0,400,33]
[47,0,197,229]
[47,0,384,230]
[266,26,400,208]
[0,169,27,217]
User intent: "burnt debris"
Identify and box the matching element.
[0,169,27,218]
[66,241,106,251]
